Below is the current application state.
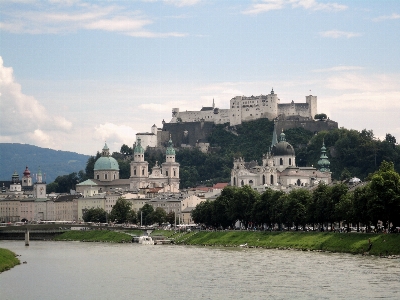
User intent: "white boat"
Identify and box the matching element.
[138,235,154,245]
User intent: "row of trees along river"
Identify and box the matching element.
[47,119,400,192]
[191,161,400,232]
[82,198,176,226]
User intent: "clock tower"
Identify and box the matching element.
[33,168,47,199]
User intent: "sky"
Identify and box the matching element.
[0,0,399,156]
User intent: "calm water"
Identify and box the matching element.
[1,240,399,300]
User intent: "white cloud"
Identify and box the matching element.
[312,66,365,72]
[163,0,201,7]
[242,0,286,14]
[290,0,347,12]
[242,0,347,15]
[0,56,73,146]
[94,123,136,150]
[319,30,362,38]
[372,13,400,22]
[0,1,186,37]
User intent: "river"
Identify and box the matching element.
[1,240,399,300]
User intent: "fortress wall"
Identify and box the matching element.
[136,133,157,148]
[276,119,338,135]
[278,103,311,118]
[162,122,215,147]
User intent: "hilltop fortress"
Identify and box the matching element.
[171,89,317,126]
[137,89,338,150]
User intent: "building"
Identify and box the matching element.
[231,127,331,191]
[171,89,317,126]
[130,136,180,190]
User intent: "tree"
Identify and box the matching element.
[83,207,107,223]
[314,113,327,120]
[282,189,311,230]
[109,198,132,224]
[151,207,167,226]
[368,161,400,230]
[138,204,154,226]
[85,152,101,179]
[166,211,177,225]
[120,144,133,155]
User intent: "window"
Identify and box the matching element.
[289,158,292,165]
[280,158,283,165]
[270,175,274,185]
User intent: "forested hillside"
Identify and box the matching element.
[108,119,399,189]
[0,143,89,183]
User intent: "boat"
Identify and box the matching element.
[137,235,154,245]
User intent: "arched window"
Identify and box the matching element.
[142,169,144,175]
[113,174,116,180]
[234,177,236,186]
[174,170,176,176]
[270,175,274,185]
[241,180,244,186]
[249,180,253,186]
[297,179,301,186]
[289,158,292,165]
[280,158,283,165]
[105,174,108,180]
[262,175,266,185]
[166,171,169,176]
[134,168,136,176]
[96,175,99,180]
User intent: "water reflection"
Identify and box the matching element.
[0,241,399,300]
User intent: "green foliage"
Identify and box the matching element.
[109,198,132,224]
[138,204,154,226]
[0,248,20,273]
[82,207,107,223]
[120,144,133,155]
[54,231,132,243]
[50,172,80,193]
[314,113,327,120]
[151,207,167,226]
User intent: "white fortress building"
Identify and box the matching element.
[170,89,317,126]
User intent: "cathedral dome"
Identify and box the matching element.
[271,132,295,156]
[94,156,119,171]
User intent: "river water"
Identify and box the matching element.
[1,240,399,300]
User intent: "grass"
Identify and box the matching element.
[171,231,400,256]
[0,248,20,273]
[54,230,132,243]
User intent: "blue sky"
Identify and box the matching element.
[1,0,399,155]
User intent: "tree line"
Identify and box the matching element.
[191,161,400,232]
[82,198,177,226]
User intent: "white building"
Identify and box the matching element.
[171,89,317,126]
[231,127,331,191]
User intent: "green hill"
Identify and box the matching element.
[0,143,89,183]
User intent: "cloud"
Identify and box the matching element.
[0,57,73,146]
[163,0,201,7]
[94,123,136,151]
[319,30,362,38]
[312,66,365,72]
[0,1,186,37]
[290,0,347,11]
[372,13,400,22]
[242,0,347,15]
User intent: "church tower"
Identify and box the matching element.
[130,137,149,188]
[318,140,330,172]
[9,171,22,192]
[22,166,33,188]
[33,168,47,199]
[161,135,180,188]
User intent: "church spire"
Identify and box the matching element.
[318,139,330,172]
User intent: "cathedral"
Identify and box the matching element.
[231,127,331,190]
[76,137,180,194]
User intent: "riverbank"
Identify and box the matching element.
[0,248,20,273]
[37,229,400,256]
[172,231,400,256]
[53,230,134,243]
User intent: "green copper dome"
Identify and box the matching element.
[166,137,175,155]
[134,138,145,154]
[94,156,119,171]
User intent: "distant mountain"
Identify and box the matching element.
[0,143,90,183]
